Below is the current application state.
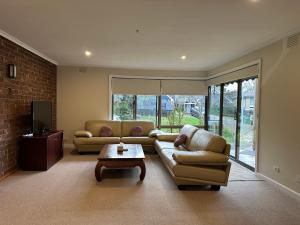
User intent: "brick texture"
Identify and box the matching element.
[0,35,57,178]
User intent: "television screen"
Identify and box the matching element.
[32,101,52,134]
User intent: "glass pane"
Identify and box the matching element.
[222,82,238,157]
[112,95,134,120]
[160,128,180,133]
[208,85,221,134]
[161,95,205,127]
[136,95,157,125]
[239,79,257,168]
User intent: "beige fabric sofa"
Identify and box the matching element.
[154,125,231,190]
[73,120,155,153]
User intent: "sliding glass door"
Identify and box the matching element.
[208,77,258,170]
[222,82,238,158]
[239,79,257,168]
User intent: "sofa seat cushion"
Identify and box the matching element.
[172,151,229,165]
[173,165,226,183]
[188,129,226,153]
[74,130,92,138]
[154,140,186,153]
[74,137,120,145]
[120,137,155,145]
[159,148,226,183]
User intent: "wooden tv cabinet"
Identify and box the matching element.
[20,131,63,171]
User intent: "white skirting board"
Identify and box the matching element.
[256,172,300,201]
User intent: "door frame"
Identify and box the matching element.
[206,59,262,172]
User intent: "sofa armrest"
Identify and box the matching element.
[156,133,179,142]
[148,129,164,137]
[172,151,229,165]
[74,130,93,138]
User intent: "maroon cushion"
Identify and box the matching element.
[99,126,113,137]
[174,134,187,147]
[130,126,143,137]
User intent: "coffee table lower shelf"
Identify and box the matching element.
[95,159,146,182]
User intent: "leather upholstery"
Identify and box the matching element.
[156,133,179,142]
[188,129,226,153]
[172,151,229,165]
[154,124,231,186]
[179,125,198,147]
[121,120,155,137]
[121,137,155,145]
[74,120,156,153]
[85,120,121,137]
[74,137,120,145]
[74,130,92,138]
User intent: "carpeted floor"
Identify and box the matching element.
[0,148,299,225]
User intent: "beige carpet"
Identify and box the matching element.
[0,148,299,225]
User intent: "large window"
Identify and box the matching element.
[112,95,134,120]
[112,95,206,131]
[136,95,157,125]
[208,86,221,134]
[160,95,205,132]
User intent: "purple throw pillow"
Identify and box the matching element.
[174,134,187,147]
[99,126,113,137]
[130,126,143,137]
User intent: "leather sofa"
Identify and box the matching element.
[154,125,231,190]
[74,120,231,190]
[73,120,156,153]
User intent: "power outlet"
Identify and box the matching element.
[273,166,280,173]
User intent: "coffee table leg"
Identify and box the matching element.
[95,162,103,182]
[138,160,146,181]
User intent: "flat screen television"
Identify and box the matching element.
[31,101,52,134]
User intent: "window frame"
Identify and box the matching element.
[112,94,207,131]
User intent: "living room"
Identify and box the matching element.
[0,1,300,225]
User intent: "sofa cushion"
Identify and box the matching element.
[85,120,121,137]
[188,129,226,153]
[74,137,120,145]
[130,126,143,137]
[156,133,179,142]
[172,151,229,165]
[148,129,164,137]
[74,130,92,138]
[121,137,155,145]
[174,134,187,147]
[99,126,113,137]
[121,120,155,137]
[179,125,198,148]
[154,140,186,153]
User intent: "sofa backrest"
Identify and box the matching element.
[85,120,121,137]
[121,120,155,137]
[187,129,226,154]
[179,124,199,147]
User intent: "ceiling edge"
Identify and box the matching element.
[0,28,58,65]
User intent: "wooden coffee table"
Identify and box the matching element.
[95,144,146,182]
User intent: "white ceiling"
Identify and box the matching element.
[1,0,300,71]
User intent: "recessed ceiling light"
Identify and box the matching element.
[181,55,187,60]
[85,50,92,57]
[250,0,259,2]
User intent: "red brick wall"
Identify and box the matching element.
[0,35,57,178]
